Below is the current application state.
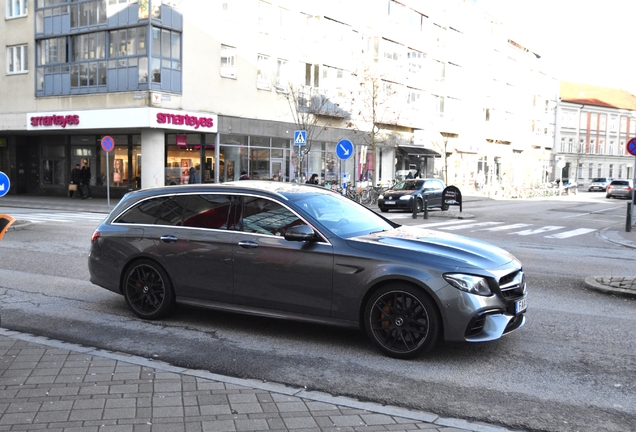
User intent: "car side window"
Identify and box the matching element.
[113,196,174,224]
[234,196,302,236]
[181,194,232,229]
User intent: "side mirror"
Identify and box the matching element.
[284,224,318,242]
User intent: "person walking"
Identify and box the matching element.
[69,164,84,199]
[80,160,92,199]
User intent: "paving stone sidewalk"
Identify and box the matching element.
[0,330,515,432]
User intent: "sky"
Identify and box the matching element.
[476,0,636,94]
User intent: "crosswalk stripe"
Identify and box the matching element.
[509,226,564,236]
[545,228,597,239]
[438,221,504,231]
[480,223,533,232]
[413,219,474,228]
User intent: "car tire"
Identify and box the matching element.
[416,199,423,213]
[364,284,441,359]
[606,194,611,199]
[380,208,389,213]
[442,203,449,211]
[123,259,176,320]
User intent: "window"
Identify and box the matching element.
[220,44,236,78]
[257,54,270,90]
[275,58,289,92]
[37,38,68,65]
[7,45,28,74]
[7,0,27,18]
[407,49,423,76]
[609,164,614,178]
[237,197,301,236]
[598,164,603,178]
[588,164,593,179]
[70,0,107,28]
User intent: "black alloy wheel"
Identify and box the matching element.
[364,284,441,359]
[123,260,175,320]
[416,198,423,212]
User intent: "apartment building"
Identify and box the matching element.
[555,82,636,185]
[0,0,557,197]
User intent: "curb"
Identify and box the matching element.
[7,219,32,231]
[584,276,636,298]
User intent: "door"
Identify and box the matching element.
[271,158,284,181]
[151,194,235,303]
[230,195,334,317]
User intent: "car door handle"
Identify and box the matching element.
[160,235,178,243]
[238,240,259,249]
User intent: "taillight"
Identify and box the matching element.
[91,229,101,242]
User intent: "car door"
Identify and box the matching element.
[423,180,444,207]
[151,193,235,303]
[230,195,335,317]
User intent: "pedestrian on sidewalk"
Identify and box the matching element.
[80,159,92,199]
[69,164,84,199]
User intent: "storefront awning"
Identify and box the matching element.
[397,146,441,157]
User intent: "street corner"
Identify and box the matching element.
[584,275,636,298]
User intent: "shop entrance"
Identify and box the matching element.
[271,158,284,181]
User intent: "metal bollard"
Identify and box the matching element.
[412,196,418,219]
[627,202,633,232]
[424,197,428,219]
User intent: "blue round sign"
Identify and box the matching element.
[101,136,115,152]
[0,171,10,197]
[627,137,636,156]
[336,139,354,160]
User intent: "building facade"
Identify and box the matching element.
[555,82,636,186]
[1,0,557,198]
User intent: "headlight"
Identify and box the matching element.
[378,194,384,199]
[443,273,492,296]
[399,195,413,200]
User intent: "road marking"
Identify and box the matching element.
[13,212,106,224]
[480,223,533,231]
[412,219,475,228]
[545,228,597,239]
[509,226,564,236]
[438,221,504,231]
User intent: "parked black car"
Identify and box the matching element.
[88,182,526,359]
[377,178,447,212]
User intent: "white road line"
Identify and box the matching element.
[412,219,475,228]
[561,206,624,219]
[545,228,597,239]
[480,223,533,232]
[438,221,504,231]
[510,226,564,236]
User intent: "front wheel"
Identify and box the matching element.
[123,259,175,320]
[606,194,611,199]
[364,284,441,359]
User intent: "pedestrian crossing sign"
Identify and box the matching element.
[294,130,307,146]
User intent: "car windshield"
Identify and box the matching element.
[391,180,423,191]
[290,192,395,238]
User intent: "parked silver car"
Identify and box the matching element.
[588,177,612,192]
[88,182,527,359]
[606,179,634,199]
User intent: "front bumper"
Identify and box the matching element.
[378,197,413,210]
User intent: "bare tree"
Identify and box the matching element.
[348,66,401,186]
[279,83,347,181]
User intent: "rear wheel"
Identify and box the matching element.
[123,260,175,320]
[606,194,611,199]
[364,284,441,359]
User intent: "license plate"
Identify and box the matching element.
[385,201,395,205]
[515,297,527,314]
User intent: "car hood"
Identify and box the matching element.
[348,226,520,270]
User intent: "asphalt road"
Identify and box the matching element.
[1,194,635,432]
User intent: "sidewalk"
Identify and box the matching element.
[0,329,512,432]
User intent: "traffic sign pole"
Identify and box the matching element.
[101,136,115,209]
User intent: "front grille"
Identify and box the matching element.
[498,270,526,299]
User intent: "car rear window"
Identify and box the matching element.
[611,181,629,186]
[592,178,607,182]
